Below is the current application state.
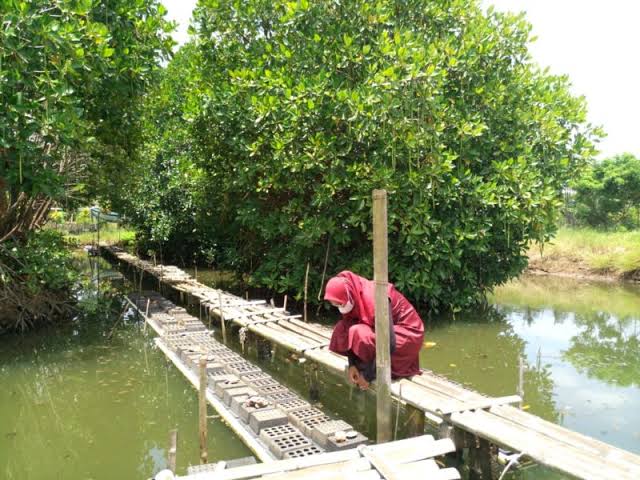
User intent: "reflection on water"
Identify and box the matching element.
[488,275,640,455]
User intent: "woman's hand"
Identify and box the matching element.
[348,365,361,385]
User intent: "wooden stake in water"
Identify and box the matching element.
[518,356,525,409]
[218,291,227,344]
[373,189,392,443]
[198,356,208,464]
[143,298,150,334]
[304,262,310,322]
[168,429,178,472]
[283,294,288,312]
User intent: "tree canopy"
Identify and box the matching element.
[122,0,601,312]
[0,0,173,330]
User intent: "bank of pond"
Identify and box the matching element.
[1,256,639,479]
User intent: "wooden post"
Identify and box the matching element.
[518,356,524,409]
[405,405,426,437]
[303,262,310,322]
[218,291,227,344]
[199,356,208,464]
[168,429,178,472]
[283,294,288,312]
[372,189,392,443]
[144,298,150,333]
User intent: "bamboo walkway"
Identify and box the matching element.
[127,291,459,479]
[105,247,640,480]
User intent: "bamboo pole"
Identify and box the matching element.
[144,298,150,334]
[218,291,227,344]
[304,262,310,322]
[283,294,288,312]
[168,429,178,472]
[372,189,392,443]
[199,356,208,464]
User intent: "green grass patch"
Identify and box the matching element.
[64,227,136,247]
[530,227,640,275]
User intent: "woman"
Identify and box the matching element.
[324,270,424,390]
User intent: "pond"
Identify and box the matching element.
[424,274,640,456]
[0,257,250,480]
[1,259,639,479]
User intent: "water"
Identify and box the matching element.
[2,260,639,479]
[422,275,640,458]
[0,258,249,480]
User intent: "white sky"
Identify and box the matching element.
[162,0,640,159]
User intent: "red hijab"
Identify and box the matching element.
[324,271,378,327]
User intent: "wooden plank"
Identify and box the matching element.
[168,429,178,472]
[199,357,208,464]
[390,379,461,416]
[288,318,333,339]
[223,307,286,321]
[367,436,455,464]
[436,395,522,415]
[358,446,402,480]
[491,404,640,468]
[450,410,640,480]
[277,320,330,344]
[186,450,362,480]
[410,372,485,403]
[394,464,460,480]
[304,348,347,374]
[387,459,439,478]
[257,458,372,480]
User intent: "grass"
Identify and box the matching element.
[528,227,640,277]
[62,225,136,247]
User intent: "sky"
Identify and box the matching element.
[162,0,640,159]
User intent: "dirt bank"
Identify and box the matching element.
[526,252,640,283]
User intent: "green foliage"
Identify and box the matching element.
[0,0,173,328]
[0,0,174,236]
[572,154,640,229]
[129,0,600,312]
[118,44,216,263]
[2,230,77,294]
[75,207,93,225]
[48,209,66,224]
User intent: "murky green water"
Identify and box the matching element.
[0,258,249,480]
[421,275,640,456]
[2,260,639,479]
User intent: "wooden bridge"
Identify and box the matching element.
[127,290,460,480]
[104,247,640,480]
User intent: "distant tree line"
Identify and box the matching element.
[563,154,640,230]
